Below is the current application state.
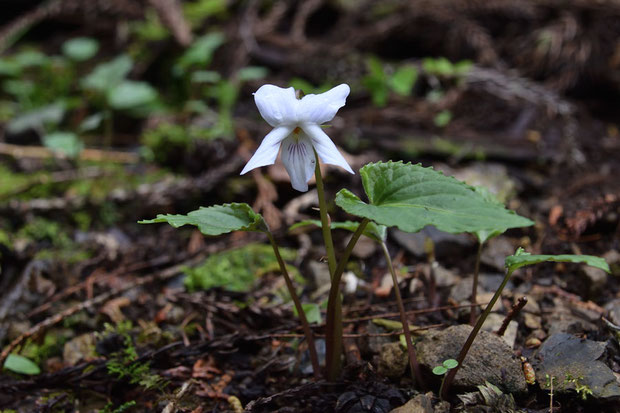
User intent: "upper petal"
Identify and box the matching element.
[298,84,350,125]
[254,84,299,127]
[240,125,294,174]
[281,135,316,192]
[302,123,354,174]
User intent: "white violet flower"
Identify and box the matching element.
[240,83,354,192]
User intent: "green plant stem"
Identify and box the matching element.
[440,269,515,400]
[325,218,370,381]
[469,242,483,325]
[438,376,447,400]
[380,241,424,388]
[267,231,321,380]
[313,150,337,278]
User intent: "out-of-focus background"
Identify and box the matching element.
[0,1,619,412]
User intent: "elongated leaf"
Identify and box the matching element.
[505,248,610,273]
[4,354,40,375]
[139,203,267,235]
[107,81,157,110]
[82,55,132,92]
[290,219,387,243]
[336,162,534,234]
[62,37,99,61]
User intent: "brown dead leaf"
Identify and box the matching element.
[99,297,130,323]
[192,356,222,379]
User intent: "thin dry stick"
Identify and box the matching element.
[0,252,207,366]
[380,241,424,388]
[495,296,527,337]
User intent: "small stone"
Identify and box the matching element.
[376,342,408,379]
[605,298,620,326]
[545,299,597,335]
[580,266,608,292]
[389,392,450,413]
[308,261,331,291]
[417,325,526,393]
[391,227,473,259]
[481,237,516,271]
[433,263,458,288]
[525,337,542,348]
[477,292,504,313]
[524,313,543,330]
[350,234,377,259]
[534,333,620,399]
[63,333,97,366]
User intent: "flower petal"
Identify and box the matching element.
[302,123,354,174]
[240,126,293,174]
[298,84,350,124]
[254,84,298,127]
[281,135,316,192]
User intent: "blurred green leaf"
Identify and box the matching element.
[7,102,65,134]
[107,81,158,110]
[175,32,225,73]
[238,66,268,82]
[433,110,452,128]
[78,112,104,132]
[13,50,49,68]
[183,0,228,26]
[0,58,21,76]
[4,354,40,375]
[432,365,448,376]
[443,359,458,369]
[82,55,133,92]
[62,37,99,61]
[190,70,221,83]
[43,132,84,158]
[294,303,322,324]
[389,65,417,96]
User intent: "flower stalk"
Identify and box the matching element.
[325,218,369,380]
[380,241,424,387]
[267,231,321,380]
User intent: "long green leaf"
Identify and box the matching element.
[335,161,534,234]
[4,354,40,375]
[505,248,610,273]
[139,203,267,235]
[290,219,387,243]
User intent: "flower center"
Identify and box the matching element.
[291,126,302,142]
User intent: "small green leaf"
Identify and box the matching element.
[190,70,221,83]
[293,303,322,324]
[290,220,387,243]
[107,81,158,110]
[335,162,534,235]
[43,132,84,158]
[62,37,99,61]
[175,32,225,73]
[389,65,417,96]
[78,112,104,132]
[443,359,458,369]
[505,248,610,274]
[82,55,133,92]
[4,354,41,375]
[139,203,267,235]
[432,365,448,376]
[433,110,452,128]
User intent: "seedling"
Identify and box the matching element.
[433,359,458,397]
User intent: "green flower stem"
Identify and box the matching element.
[313,150,337,278]
[325,218,370,381]
[267,231,321,380]
[380,241,424,388]
[469,242,484,325]
[440,268,515,400]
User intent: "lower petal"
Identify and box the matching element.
[302,123,354,174]
[281,135,316,192]
[240,125,293,175]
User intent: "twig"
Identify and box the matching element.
[495,296,528,337]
